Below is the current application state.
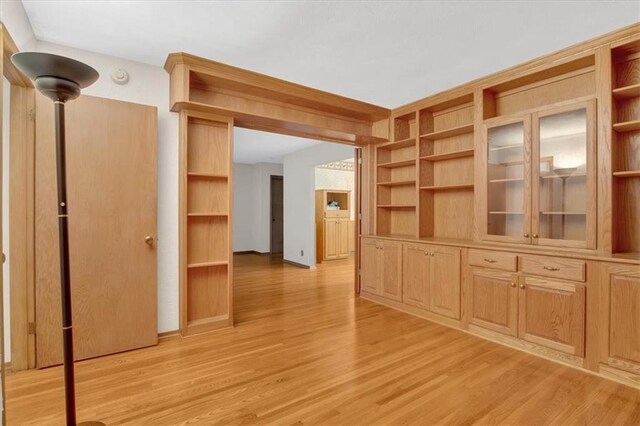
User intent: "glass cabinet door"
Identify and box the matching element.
[484,117,531,243]
[532,101,595,248]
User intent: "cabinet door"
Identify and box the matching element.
[338,219,350,258]
[531,100,595,249]
[470,269,518,336]
[360,239,381,295]
[429,246,461,319]
[518,277,585,356]
[324,219,338,259]
[482,116,532,244]
[381,240,403,301]
[403,244,430,309]
[608,268,640,366]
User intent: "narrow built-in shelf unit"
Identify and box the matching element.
[182,114,232,335]
[418,94,475,240]
[611,39,640,254]
[375,111,418,236]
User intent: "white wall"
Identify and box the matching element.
[315,165,355,221]
[283,143,355,267]
[233,161,283,253]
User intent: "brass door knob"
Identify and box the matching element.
[519,284,526,290]
[145,236,154,246]
[523,233,530,238]
[533,233,539,238]
[510,282,516,288]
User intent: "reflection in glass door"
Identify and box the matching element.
[485,118,530,242]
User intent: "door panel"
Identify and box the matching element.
[609,273,640,364]
[338,219,350,257]
[381,240,402,301]
[403,244,430,309]
[518,277,585,356]
[360,239,380,295]
[429,246,461,319]
[471,270,518,336]
[35,93,158,368]
[324,219,338,259]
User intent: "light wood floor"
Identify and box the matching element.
[6,254,640,425]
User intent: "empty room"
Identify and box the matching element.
[1,1,639,424]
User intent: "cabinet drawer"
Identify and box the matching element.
[468,250,517,272]
[519,255,586,282]
[325,210,349,218]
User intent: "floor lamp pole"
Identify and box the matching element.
[11,52,101,426]
[54,100,77,424]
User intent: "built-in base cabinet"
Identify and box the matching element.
[469,251,586,357]
[597,264,640,387]
[360,238,402,300]
[361,238,461,321]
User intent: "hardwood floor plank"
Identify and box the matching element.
[5,254,640,424]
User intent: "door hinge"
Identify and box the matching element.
[28,322,36,335]
[358,158,362,164]
[28,108,36,122]
[358,213,363,220]
[358,269,362,276]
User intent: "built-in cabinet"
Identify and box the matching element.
[481,100,596,248]
[316,190,352,262]
[360,238,402,300]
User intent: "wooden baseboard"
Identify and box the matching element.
[283,259,312,269]
[360,292,462,329]
[158,330,181,341]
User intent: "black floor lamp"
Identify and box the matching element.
[11,52,103,426]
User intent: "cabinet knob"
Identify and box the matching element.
[543,266,560,271]
[519,284,526,290]
[523,233,530,238]
[430,252,434,256]
[144,235,154,246]
[510,282,516,288]
[424,251,429,256]
[532,234,539,238]
[483,258,496,263]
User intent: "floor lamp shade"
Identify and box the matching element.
[11,52,100,426]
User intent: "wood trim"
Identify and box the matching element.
[283,259,312,269]
[1,24,32,87]
[9,85,36,372]
[595,46,613,253]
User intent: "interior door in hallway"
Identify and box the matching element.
[35,93,158,368]
[270,175,283,254]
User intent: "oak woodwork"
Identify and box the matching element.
[470,269,519,336]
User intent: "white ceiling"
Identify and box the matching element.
[21,1,639,108]
[234,128,321,164]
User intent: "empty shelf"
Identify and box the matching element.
[377,159,416,168]
[381,138,416,149]
[613,170,640,178]
[420,184,474,191]
[613,120,640,133]
[612,83,640,99]
[377,180,416,187]
[420,148,474,162]
[420,123,474,140]
[187,261,229,269]
[187,172,228,179]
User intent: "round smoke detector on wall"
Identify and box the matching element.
[110,68,129,85]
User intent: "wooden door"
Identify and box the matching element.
[270,176,283,254]
[360,238,380,295]
[324,219,339,260]
[518,276,585,356]
[35,93,157,368]
[403,244,430,309]
[338,218,350,258]
[429,246,460,319]
[470,269,518,336]
[381,240,402,301]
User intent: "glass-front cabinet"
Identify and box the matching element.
[482,100,595,249]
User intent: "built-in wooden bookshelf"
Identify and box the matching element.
[418,94,475,240]
[375,112,418,236]
[181,114,233,335]
[611,39,640,255]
